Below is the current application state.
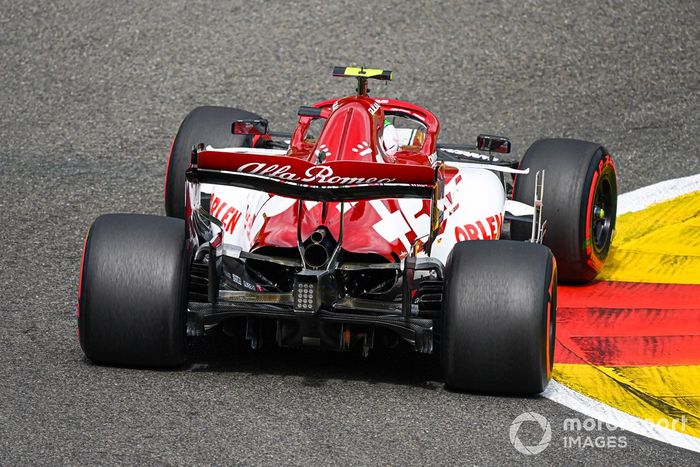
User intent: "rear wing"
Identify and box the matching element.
[186,147,440,202]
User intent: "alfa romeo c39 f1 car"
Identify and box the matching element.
[78,67,617,394]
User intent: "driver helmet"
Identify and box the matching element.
[381,118,400,156]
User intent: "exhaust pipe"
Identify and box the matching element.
[304,228,336,268]
[310,229,326,244]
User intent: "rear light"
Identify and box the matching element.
[292,269,336,313]
[293,279,318,312]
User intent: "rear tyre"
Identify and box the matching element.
[78,214,191,367]
[441,240,556,394]
[511,138,617,283]
[165,106,264,218]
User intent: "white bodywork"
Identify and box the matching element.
[431,167,506,263]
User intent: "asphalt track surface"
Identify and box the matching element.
[1,0,698,464]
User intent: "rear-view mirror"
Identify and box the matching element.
[232,119,269,136]
[477,134,511,154]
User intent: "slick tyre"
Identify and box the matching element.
[165,106,265,218]
[78,214,190,367]
[512,138,617,283]
[441,241,557,394]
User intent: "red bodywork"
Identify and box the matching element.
[211,96,444,262]
[288,97,439,165]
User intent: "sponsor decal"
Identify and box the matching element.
[223,270,259,291]
[454,213,504,241]
[314,143,332,160]
[210,194,243,235]
[442,148,498,161]
[237,162,396,185]
[368,101,381,115]
[351,141,372,157]
[227,271,242,285]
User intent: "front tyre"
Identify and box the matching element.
[78,214,190,367]
[512,138,617,283]
[441,241,556,394]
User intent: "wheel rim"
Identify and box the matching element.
[591,175,614,255]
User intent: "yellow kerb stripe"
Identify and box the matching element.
[598,190,700,284]
[554,363,700,438]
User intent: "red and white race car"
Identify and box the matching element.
[78,67,617,394]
